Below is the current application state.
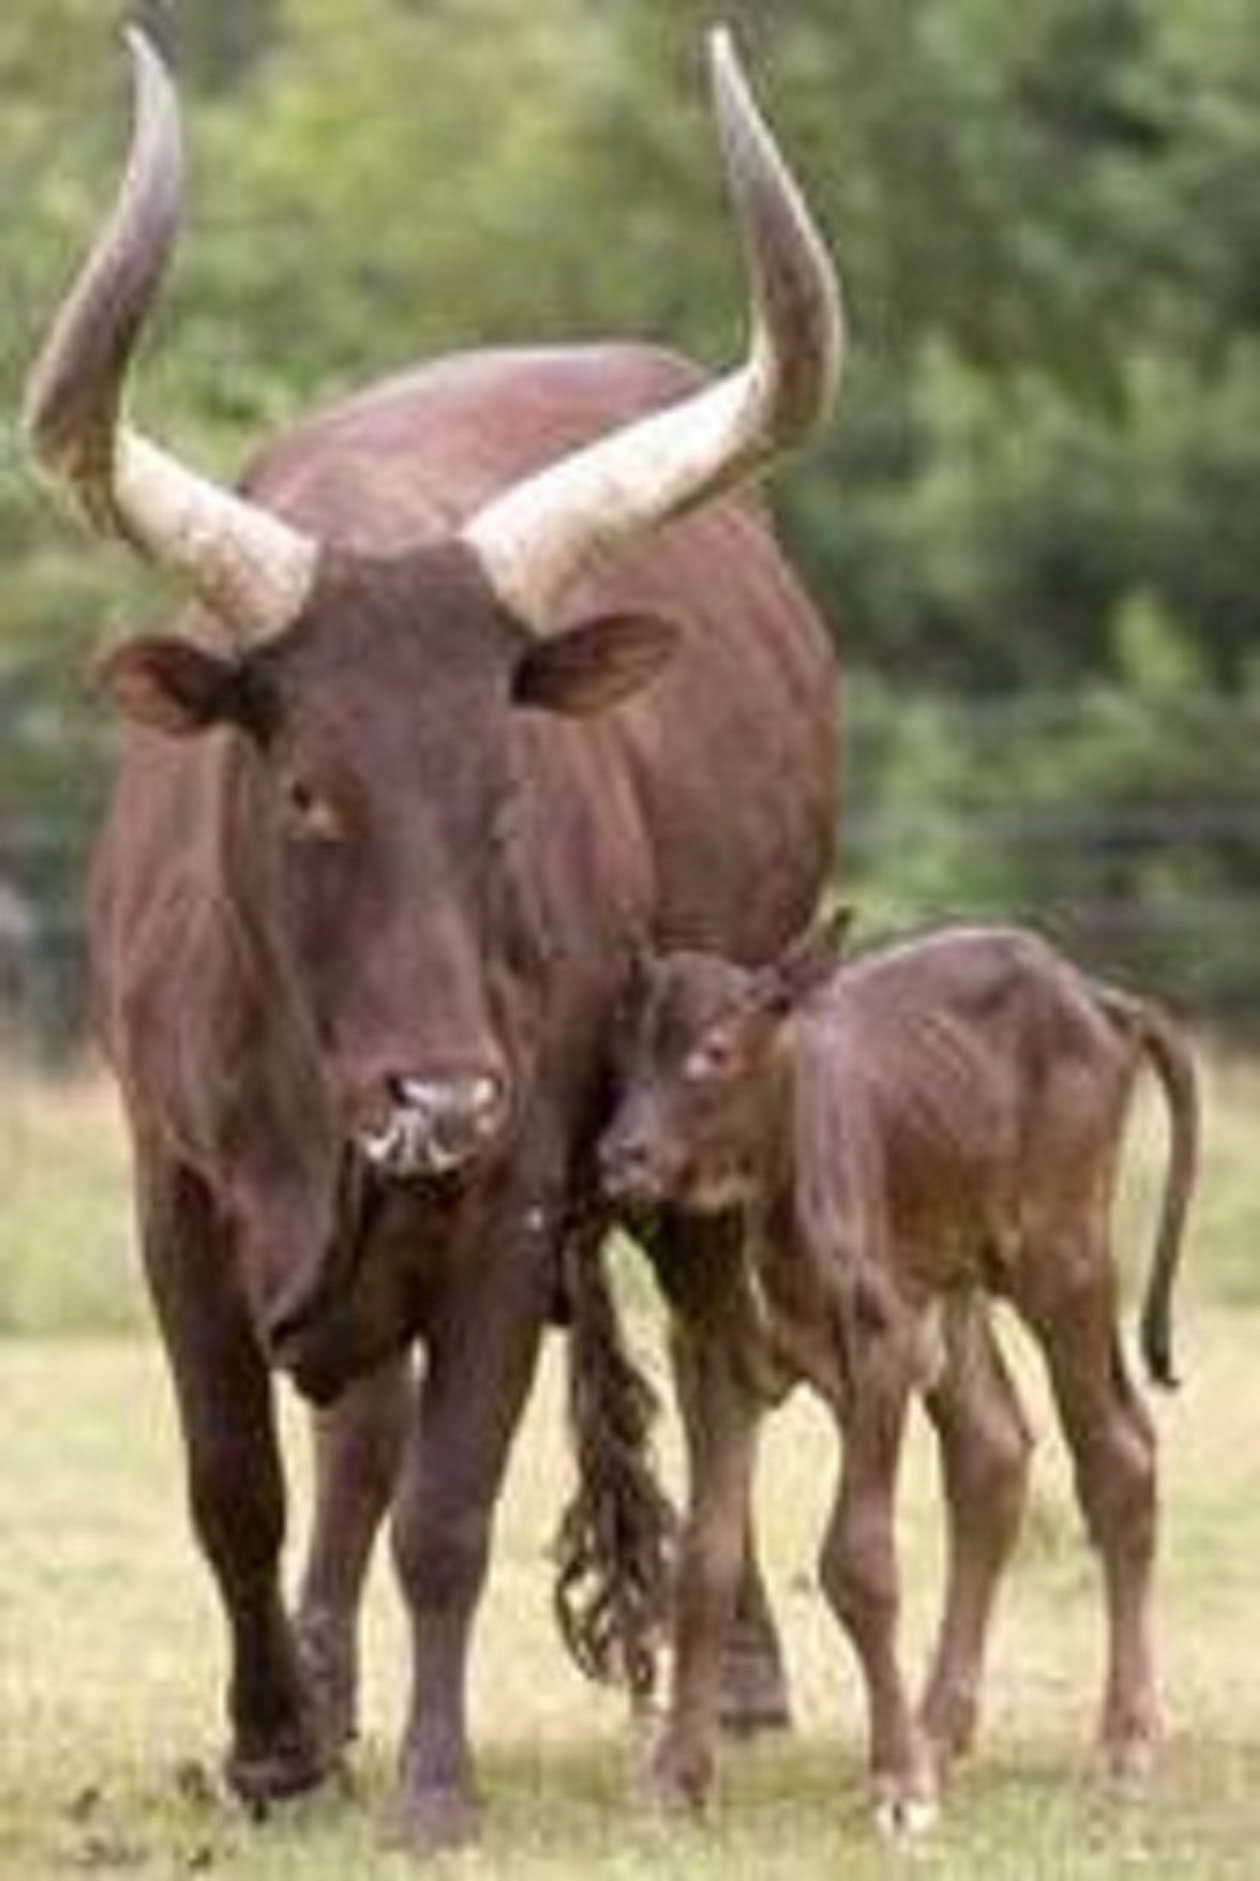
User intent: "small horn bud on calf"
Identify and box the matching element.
[599,921,1199,1832]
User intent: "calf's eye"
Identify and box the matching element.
[683,1031,740,1083]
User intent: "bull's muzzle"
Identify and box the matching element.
[359,1073,508,1179]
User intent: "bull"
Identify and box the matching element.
[599,921,1198,1830]
[23,25,843,1851]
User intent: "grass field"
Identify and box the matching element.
[2,1056,1260,1877]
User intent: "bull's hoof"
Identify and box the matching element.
[716,1642,793,1739]
[226,1723,334,1814]
[385,1784,481,1855]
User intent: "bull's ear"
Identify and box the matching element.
[511,612,680,716]
[96,636,253,737]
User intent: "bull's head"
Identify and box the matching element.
[24,27,842,1193]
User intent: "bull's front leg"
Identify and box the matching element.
[295,1356,413,1755]
[138,1157,331,1807]
[387,1236,551,1853]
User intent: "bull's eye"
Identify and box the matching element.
[682,1028,741,1085]
[282,774,347,843]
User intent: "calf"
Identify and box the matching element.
[599,922,1198,1831]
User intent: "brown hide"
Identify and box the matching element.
[93,346,837,1373]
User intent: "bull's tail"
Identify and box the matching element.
[551,1217,675,1707]
[1102,989,1200,1390]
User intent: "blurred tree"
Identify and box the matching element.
[3,0,1260,1032]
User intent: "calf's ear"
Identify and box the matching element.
[512,612,680,716]
[96,636,256,737]
[757,902,856,1013]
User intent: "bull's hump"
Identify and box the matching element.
[238,346,708,550]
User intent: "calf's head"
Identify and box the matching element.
[599,914,847,1215]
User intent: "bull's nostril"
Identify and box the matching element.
[363,1070,509,1178]
[394,1072,504,1116]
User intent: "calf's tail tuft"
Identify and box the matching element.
[1102,988,1200,1390]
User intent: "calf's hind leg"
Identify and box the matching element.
[920,1295,1033,1763]
[1025,1245,1161,1790]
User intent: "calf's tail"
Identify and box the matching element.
[551,1214,675,1707]
[1103,990,1200,1389]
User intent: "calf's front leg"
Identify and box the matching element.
[652,1211,792,1736]
[648,1321,762,1813]
[820,1341,937,1835]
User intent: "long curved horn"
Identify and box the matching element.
[23,28,317,641]
[463,26,844,630]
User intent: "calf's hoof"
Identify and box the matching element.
[872,1756,940,1841]
[873,1792,939,1839]
[1095,1727,1159,1799]
[385,1784,481,1855]
[919,1682,979,1764]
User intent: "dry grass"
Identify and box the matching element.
[3,1302,1260,1879]
[2,1041,1260,1875]
[0,1059,135,1333]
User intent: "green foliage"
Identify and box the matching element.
[3,0,1260,1029]
[844,644,1260,1012]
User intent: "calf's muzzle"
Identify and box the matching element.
[598,1127,673,1213]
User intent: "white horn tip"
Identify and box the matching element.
[707,24,747,106]
[121,22,180,130]
[122,22,161,69]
